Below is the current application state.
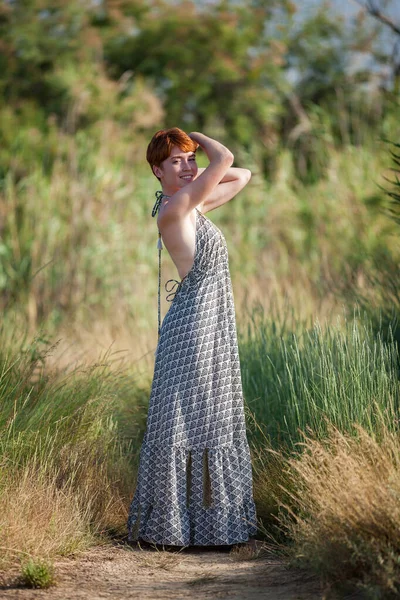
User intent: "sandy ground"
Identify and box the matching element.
[0,542,324,600]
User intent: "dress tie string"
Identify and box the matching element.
[165,279,181,303]
[165,275,187,303]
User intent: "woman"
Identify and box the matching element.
[127,128,257,546]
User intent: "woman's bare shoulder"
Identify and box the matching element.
[157,204,197,232]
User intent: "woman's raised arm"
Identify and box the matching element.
[159,132,234,222]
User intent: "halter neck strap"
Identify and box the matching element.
[152,191,171,217]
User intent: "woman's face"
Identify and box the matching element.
[153,145,198,193]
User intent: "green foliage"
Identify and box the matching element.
[0,0,398,182]
[105,1,288,152]
[20,558,56,589]
[0,0,160,135]
[0,0,84,107]
[385,141,400,225]
[335,141,400,351]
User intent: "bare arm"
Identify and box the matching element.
[196,167,251,214]
[158,132,233,223]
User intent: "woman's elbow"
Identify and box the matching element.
[225,149,234,166]
[241,168,252,184]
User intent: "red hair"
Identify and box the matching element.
[146,128,198,177]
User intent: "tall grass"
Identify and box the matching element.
[278,423,400,598]
[240,308,400,448]
[238,307,400,597]
[0,326,149,571]
[1,112,399,347]
[2,303,400,598]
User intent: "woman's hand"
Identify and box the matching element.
[188,132,201,150]
[158,132,234,222]
[188,132,233,164]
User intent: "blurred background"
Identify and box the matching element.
[1,0,399,364]
[2,3,400,592]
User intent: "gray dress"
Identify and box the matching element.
[127,208,257,546]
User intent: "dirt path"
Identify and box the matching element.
[1,543,323,600]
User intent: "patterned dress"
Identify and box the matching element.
[127,207,257,546]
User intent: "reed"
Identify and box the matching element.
[240,308,400,448]
[1,114,399,344]
[239,307,400,596]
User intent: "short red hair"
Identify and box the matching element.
[146,127,198,177]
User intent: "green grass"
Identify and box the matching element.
[240,307,400,449]
[20,559,56,589]
[238,308,400,597]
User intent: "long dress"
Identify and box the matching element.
[127,207,257,546]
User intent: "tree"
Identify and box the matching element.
[354,0,400,91]
[104,0,295,169]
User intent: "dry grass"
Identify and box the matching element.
[278,423,400,597]
[130,545,183,571]
[0,466,95,571]
[229,542,266,562]
[0,337,142,574]
[0,444,134,575]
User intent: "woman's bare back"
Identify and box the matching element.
[157,207,197,280]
